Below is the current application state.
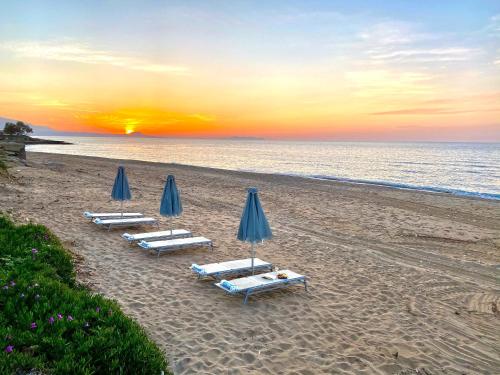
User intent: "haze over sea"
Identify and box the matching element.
[28,137,500,200]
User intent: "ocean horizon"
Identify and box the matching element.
[27,136,500,200]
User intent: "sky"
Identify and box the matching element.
[0,0,499,141]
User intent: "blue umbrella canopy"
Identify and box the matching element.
[111,166,131,201]
[237,187,272,274]
[160,175,183,217]
[237,187,272,243]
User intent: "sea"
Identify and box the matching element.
[27,137,500,200]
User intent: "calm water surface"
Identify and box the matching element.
[28,137,500,200]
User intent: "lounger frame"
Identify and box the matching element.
[84,212,144,221]
[122,229,192,244]
[140,238,213,257]
[217,274,307,304]
[94,218,159,231]
[193,261,273,280]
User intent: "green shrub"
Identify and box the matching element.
[0,215,169,374]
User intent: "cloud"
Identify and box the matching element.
[371,92,500,116]
[345,70,436,98]
[421,92,500,105]
[357,21,479,65]
[188,114,215,122]
[276,10,347,23]
[357,21,432,45]
[485,14,500,36]
[0,40,189,75]
[370,107,498,116]
[368,47,476,63]
[32,98,70,108]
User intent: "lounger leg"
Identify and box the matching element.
[243,291,250,305]
[304,279,308,292]
[107,225,112,232]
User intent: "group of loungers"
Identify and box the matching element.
[83,211,307,304]
[191,258,307,304]
[85,211,212,256]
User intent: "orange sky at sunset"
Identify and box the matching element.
[1,1,499,141]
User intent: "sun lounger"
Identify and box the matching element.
[122,229,192,243]
[93,217,158,231]
[215,270,307,304]
[84,212,143,221]
[191,258,273,280]
[138,236,213,256]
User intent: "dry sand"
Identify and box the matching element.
[1,152,499,375]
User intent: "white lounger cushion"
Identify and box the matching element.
[139,236,211,249]
[191,258,271,276]
[122,229,191,242]
[94,217,157,225]
[216,270,304,292]
[84,212,143,219]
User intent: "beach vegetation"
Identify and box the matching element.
[3,121,33,136]
[0,215,169,374]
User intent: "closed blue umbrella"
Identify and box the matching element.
[237,187,272,274]
[160,175,183,235]
[111,166,131,216]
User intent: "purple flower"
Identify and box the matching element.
[95,307,101,313]
[31,248,38,254]
[30,322,37,330]
[57,313,63,320]
[67,315,74,321]
[5,345,14,353]
[48,316,55,325]
[2,285,8,290]
[9,281,15,287]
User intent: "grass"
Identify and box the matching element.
[0,215,169,374]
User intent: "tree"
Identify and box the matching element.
[3,121,33,136]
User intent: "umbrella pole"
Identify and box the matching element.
[251,242,255,275]
[121,201,123,217]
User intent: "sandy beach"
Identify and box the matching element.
[1,152,499,375]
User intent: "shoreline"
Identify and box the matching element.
[307,174,500,201]
[28,151,500,203]
[2,151,499,374]
[0,135,72,145]
[24,136,72,145]
[27,134,500,144]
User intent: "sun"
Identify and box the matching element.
[123,118,139,134]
